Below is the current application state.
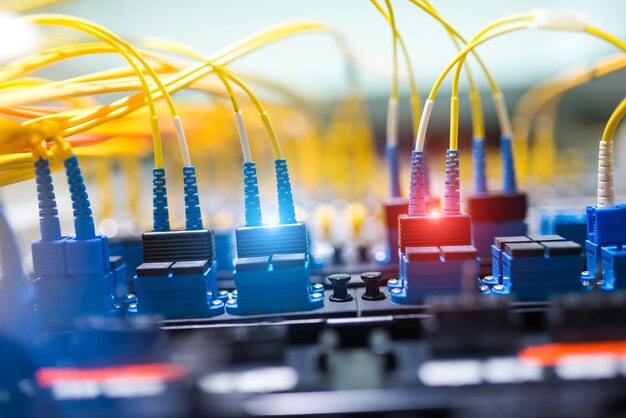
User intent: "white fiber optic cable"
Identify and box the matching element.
[235,110,252,163]
[173,115,192,167]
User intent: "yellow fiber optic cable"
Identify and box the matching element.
[0,169,41,187]
[407,0,499,93]
[217,73,241,112]
[420,12,626,151]
[24,15,168,168]
[513,54,626,179]
[0,39,320,127]
[0,19,351,172]
[448,14,626,151]
[384,0,399,102]
[603,97,626,141]
[450,13,533,100]
[0,43,177,85]
[25,14,195,168]
[139,20,362,136]
[0,76,98,117]
[0,153,34,170]
[1,20,345,138]
[370,0,421,137]
[49,22,344,141]
[139,38,282,159]
[31,23,325,133]
[416,23,528,151]
[420,0,485,138]
[448,13,533,149]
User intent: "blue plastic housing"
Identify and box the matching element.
[488,235,583,300]
[108,236,143,292]
[586,240,601,278]
[390,213,479,305]
[467,192,528,273]
[585,204,626,285]
[32,235,118,323]
[473,220,527,270]
[586,204,626,245]
[130,260,224,319]
[228,222,324,315]
[540,213,587,249]
[214,229,235,272]
[389,245,479,304]
[109,256,127,300]
[601,245,626,290]
[131,229,225,319]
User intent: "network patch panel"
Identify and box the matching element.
[1,2,626,417]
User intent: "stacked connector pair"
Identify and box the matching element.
[32,156,119,326]
[132,165,226,319]
[468,136,528,273]
[388,149,479,304]
[486,234,583,300]
[228,159,324,315]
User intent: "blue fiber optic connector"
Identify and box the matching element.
[388,214,479,304]
[486,234,583,300]
[32,235,118,324]
[227,222,324,315]
[585,204,626,290]
[130,229,226,319]
[32,157,120,325]
[467,192,528,273]
[540,212,587,249]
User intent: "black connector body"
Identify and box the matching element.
[467,192,528,222]
[132,229,224,319]
[142,229,215,263]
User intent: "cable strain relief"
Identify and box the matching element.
[597,140,615,208]
[443,149,461,215]
[275,158,296,224]
[152,167,170,232]
[183,165,203,230]
[501,135,517,193]
[472,137,488,194]
[34,158,62,241]
[386,143,402,198]
[64,155,95,240]
[243,161,263,226]
[423,149,431,196]
[408,150,426,216]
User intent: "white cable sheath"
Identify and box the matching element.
[415,99,434,151]
[386,97,399,146]
[529,9,589,31]
[173,115,192,167]
[235,110,252,163]
[493,92,513,138]
[597,140,615,208]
